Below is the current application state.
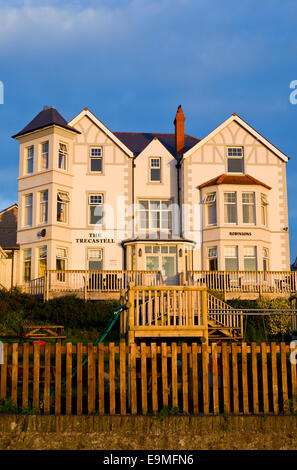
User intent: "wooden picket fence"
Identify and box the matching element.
[1,341,297,415]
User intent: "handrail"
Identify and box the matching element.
[187,270,297,294]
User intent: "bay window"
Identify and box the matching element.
[38,246,47,277]
[224,246,238,270]
[58,142,68,170]
[242,192,255,224]
[23,249,31,282]
[24,193,33,226]
[26,146,34,174]
[57,191,70,223]
[39,190,48,224]
[41,141,49,170]
[203,193,217,226]
[224,192,237,224]
[244,246,257,271]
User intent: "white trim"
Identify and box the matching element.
[183,114,289,162]
[68,109,134,158]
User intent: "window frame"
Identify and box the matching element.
[243,246,257,271]
[24,193,33,227]
[58,142,68,171]
[38,246,47,277]
[261,194,268,226]
[39,190,48,224]
[88,193,104,226]
[26,146,34,174]
[224,246,238,271]
[227,146,244,174]
[138,199,171,231]
[88,248,103,270]
[23,248,32,282]
[40,141,49,170]
[242,192,256,225]
[89,146,103,173]
[207,246,218,270]
[57,190,70,224]
[224,191,237,224]
[149,157,161,183]
[203,192,217,226]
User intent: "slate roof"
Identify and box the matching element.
[113,132,200,158]
[199,174,272,190]
[12,106,81,138]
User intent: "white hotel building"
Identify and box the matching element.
[14,105,290,286]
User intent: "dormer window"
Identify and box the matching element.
[150,158,161,182]
[227,147,244,173]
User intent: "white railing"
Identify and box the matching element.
[23,277,45,296]
[188,270,297,294]
[45,270,162,296]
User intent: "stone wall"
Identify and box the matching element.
[0,415,297,450]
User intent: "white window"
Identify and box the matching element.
[224,192,237,224]
[261,194,268,226]
[26,146,34,174]
[39,190,48,224]
[56,247,68,277]
[89,194,104,225]
[203,193,217,226]
[41,141,49,170]
[58,142,68,170]
[88,249,103,270]
[23,249,31,282]
[244,246,257,271]
[38,246,47,277]
[90,147,103,172]
[139,200,171,230]
[242,192,255,224]
[263,247,269,271]
[57,191,70,223]
[227,147,244,173]
[207,247,218,270]
[24,193,33,226]
[224,246,238,271]
[150,158,161,182]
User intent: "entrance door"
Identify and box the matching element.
[162,256,177,285]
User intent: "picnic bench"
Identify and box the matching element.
[20,325,66,340]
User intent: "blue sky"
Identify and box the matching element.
[0,0,297,260]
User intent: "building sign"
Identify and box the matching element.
[75,233,115,244]
[229,232,252,236]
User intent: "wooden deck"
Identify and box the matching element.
[187,270,297,299]
[121,284,243,345]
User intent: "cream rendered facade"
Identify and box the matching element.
[15,106,290,286]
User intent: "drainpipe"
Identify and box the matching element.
[176,159,182,238]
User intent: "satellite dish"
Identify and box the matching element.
[40,229,46,237]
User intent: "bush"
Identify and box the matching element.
[0,288,121,339]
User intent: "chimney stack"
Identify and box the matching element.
[174,105,185,156]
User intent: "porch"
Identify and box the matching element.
[22,269,297,301]
[186,270,297,299]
